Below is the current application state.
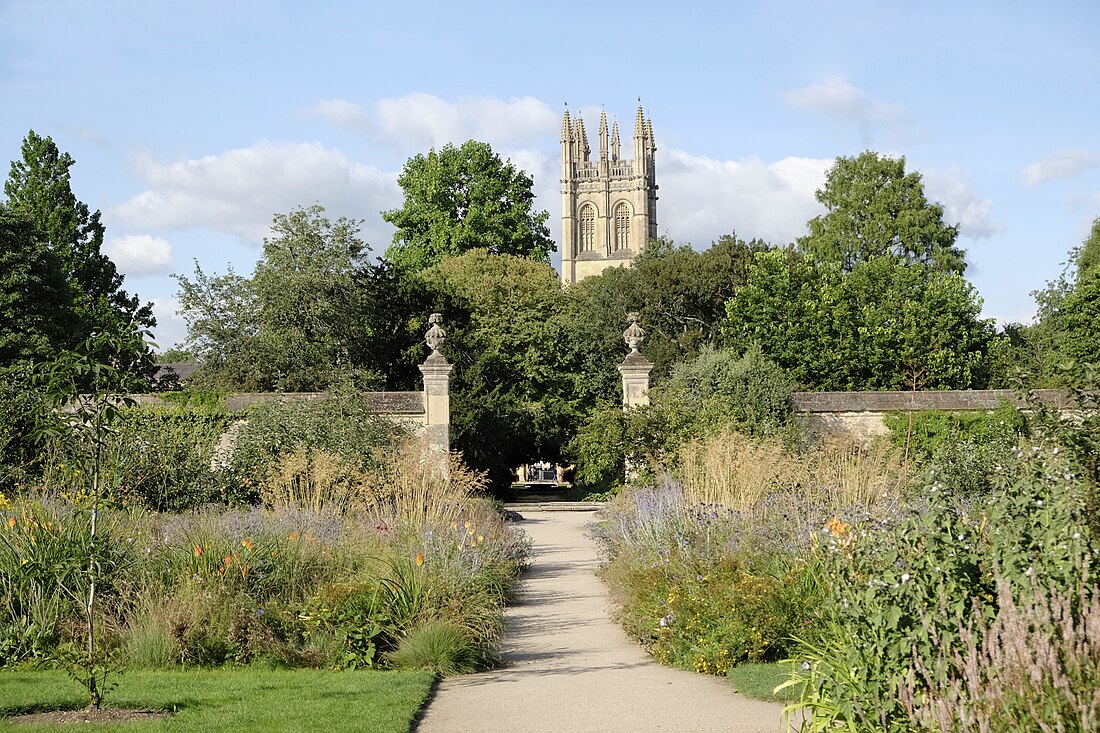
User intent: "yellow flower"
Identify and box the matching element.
[416,552,425,567]
[288,531,298,542]
[241,538,254,550]
[477,534,484,543]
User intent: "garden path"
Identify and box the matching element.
[414,509,790,733]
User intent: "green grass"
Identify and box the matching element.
[727,662,801,703]
[0,668,435,733]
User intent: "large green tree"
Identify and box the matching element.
[382,140,554,272]
[556,233,772,406]
[799,151,966,274]
[1018,217,1100,383]
[176,205,373,392]
[0,204,78,368]
[723,250,994,390]
[4,131,155,359]
[417,249,571,489]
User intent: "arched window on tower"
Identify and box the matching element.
[614,202,631,251]
[579,204,596,252]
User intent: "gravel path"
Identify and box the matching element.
[414,509,790,733]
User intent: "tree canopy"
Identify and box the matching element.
[0,204,77,368]
[176,205,375,392]
[4,131,155,347]
[382,140,554,272]
[798,151,966,275]
[723,250,994,390]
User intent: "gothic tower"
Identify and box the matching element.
[560,105,657,284]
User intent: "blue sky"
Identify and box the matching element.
[3,0,1098,349]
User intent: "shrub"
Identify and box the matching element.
[788,410,1095,732]
[594,478,827,674]
[387,620,479,676]
[901,568,1100,732]
[228,393,401,501]
[884,401,1028,498]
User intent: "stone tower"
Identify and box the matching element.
[560,105,657,284]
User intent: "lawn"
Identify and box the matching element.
[0,669,435,732]
[727,662,799,703]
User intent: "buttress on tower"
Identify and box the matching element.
[560,106,657,285]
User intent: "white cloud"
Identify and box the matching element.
[305,93,558,151]
[781,76,911,145]
[150,298,188,350]
[104,234,173,276]
[921,168,1001,239]
[659,150,830,246]
[1021,149,1100,186]
[107,141,400,247]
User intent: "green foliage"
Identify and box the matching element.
[569,347,792,491]
[228,394,400,503]
[383,140,554,272]
[558,233,771,402]
[417,250,575,489]
[798,151,965,274]
[723,250,995,390]
[0,205,77,369]
[176,205,377,392]
[0,499,133,665]
[594,481,828,678]
[387,620,479,676]
[0,668,436,733]
[790,382,1098,732]
[4,130,155,382]
[0,370,47,492]
[1015,222,1100,387]
[884,402,1028,496]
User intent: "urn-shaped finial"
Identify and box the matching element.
[425,313,446,354]
[623,312,645,353]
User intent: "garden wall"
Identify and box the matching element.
[792,389,1072,440]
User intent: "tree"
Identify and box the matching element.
[4,131,155,374]
[417,249,571,489]
[557,233,772,406]
[0,204,78,368]
[382,140,554,272]
[1020,218,1100,385]
[32,328,150,709]
[175,263,263,390]
[798,151,966,274]
[176,205,373,392]
[1077,217,1100,281]
[252,205,370,391]
[723,250,994,390]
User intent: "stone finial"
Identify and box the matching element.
[623,312,646,353]
[425,313,446,354]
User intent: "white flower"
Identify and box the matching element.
[901,573,911,583]
[1037,500,1044,507]
[1025,567,1034,577]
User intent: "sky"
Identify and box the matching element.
[2,0,1098,349]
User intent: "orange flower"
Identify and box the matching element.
[289,531,299,541]
[194,545,203,557]
[416,551,425,567]
[826,517,851,536]
[6,517,14,529]
[241,539,254,550]
[224,555,233,567]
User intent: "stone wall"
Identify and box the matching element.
[792,389,1071,440]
